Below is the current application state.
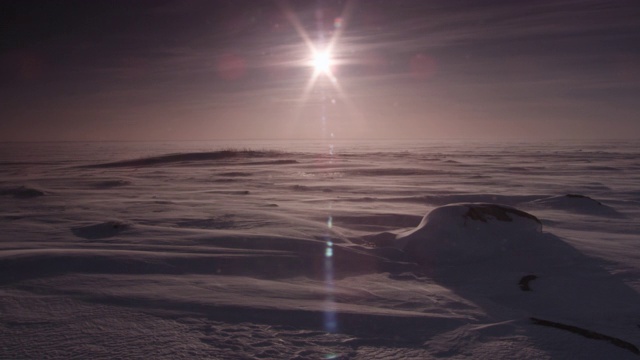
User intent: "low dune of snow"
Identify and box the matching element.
[1,141,639,359]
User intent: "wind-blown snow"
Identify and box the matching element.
[1,140,639,359]
[395,203,639,354]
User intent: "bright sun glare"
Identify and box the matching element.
[281,1,354,118]
[312,50,332,75]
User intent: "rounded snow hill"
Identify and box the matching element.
[394,203,640,350]
[395,203,582,273]
[529,194,621,217]
[0,185,46,198]
[71,220,132,240]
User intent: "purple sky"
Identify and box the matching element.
[1,0,639,141]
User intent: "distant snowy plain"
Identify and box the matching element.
[1,140,639,359]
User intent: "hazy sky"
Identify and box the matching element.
[1,0,639,141]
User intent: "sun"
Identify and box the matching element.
[311,49,332,76]
[308,47,337,83]
[279,0,357,117]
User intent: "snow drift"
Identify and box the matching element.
[396,203,545,267]
[2,140,640,359]
[393,203,640,355]
[530,194,622,217]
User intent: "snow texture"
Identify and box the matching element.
[1,140,639,359]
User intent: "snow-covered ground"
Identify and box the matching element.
[1,140,639,359]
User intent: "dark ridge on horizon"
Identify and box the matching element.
[79,149,292,168]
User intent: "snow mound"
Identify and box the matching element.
[71,220,132,239]
[93,179,132,188]
[395,203,640,339]
[396,203,553,267]
[530,194,621,216]
[0,186,46,198]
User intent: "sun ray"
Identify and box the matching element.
[279,0,361,133]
